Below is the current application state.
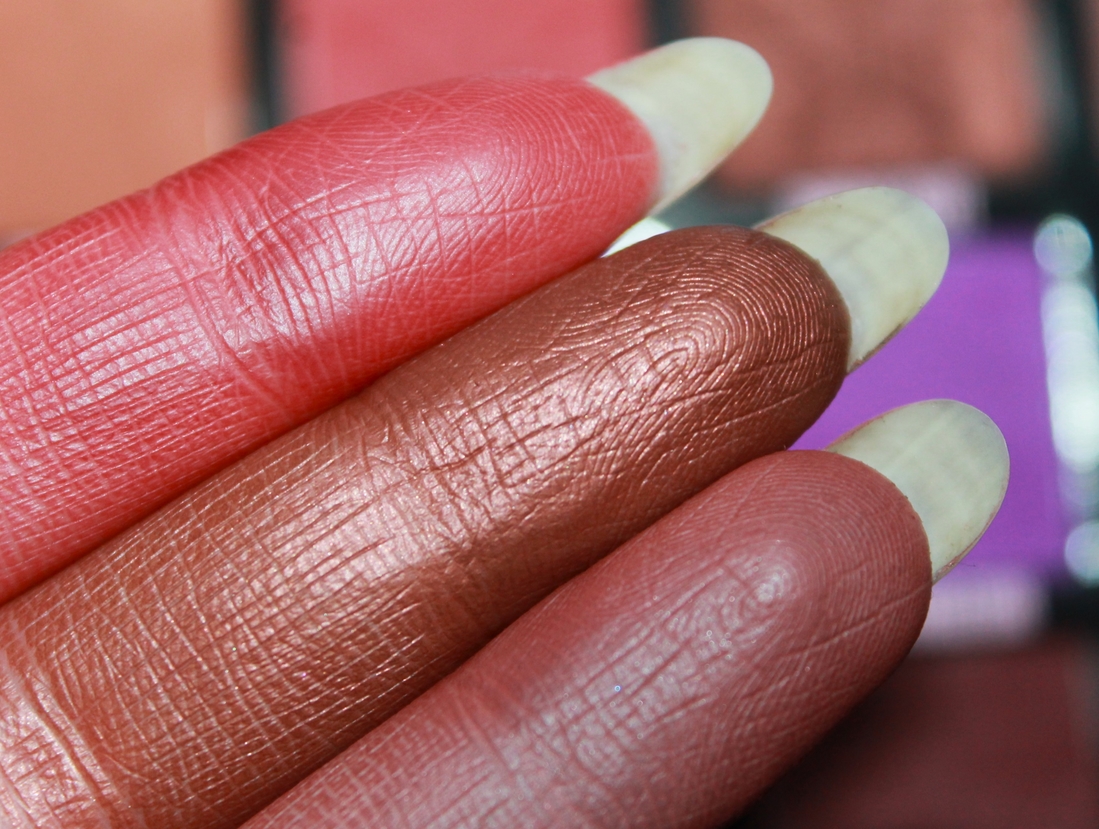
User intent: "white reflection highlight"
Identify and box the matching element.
[1042,282,1099,470]
[1065,520,1099,585]
[1034,214,1093,276]
[1035,215,1099,584]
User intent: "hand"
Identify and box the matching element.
[0,39,1007,828]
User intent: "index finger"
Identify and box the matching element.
[0,40,771,599]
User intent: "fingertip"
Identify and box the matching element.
[588,38,773,212]
[758,187,950,370]
[828,400,1010,581]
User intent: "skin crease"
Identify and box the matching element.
[246,452,931,829]
[0,73,657,599]
[0,226,850,829]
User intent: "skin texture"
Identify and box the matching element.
[246,451,932,829]
[0,226,849,829]
[0,73,657,599]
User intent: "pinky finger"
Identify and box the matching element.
[245,400,1009,829]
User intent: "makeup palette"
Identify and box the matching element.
[280,0,646,117]
[0,0,248,240]
[688,0,1049,191]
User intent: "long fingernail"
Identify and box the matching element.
[588,38,772,213]
[828,400,1010,582]
[757,187,949,370]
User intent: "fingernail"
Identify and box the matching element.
[757,187,949,370]
[828,400,1010,582]
[603,217,672,256]
[588,38,772,213]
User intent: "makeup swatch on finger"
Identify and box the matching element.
[0,38,776,601]
[0,70,655,599]
[245,402,1006,829]
[0,224,844,829]
[0,194,947,829]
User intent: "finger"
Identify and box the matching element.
[827,399,1012,581]
[0,194,944,829]
[246,401,1008,829]
[756,186,950,369]
[0,38,770,600]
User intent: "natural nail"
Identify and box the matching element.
[588,38,773,213]
[828,400,1010,582]
[757,187,949,370]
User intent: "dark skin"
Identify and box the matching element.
[0,70,935,828]
[244,451,927,829]
[0,227,855,827]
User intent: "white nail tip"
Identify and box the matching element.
[757,187,949,369]
[603,216,672,256]
[828,400,1010,582]
[588,38,772,213]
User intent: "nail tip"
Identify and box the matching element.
[828,400,1009,583]
[759,187,950,369]
[832,188,950,367]
[588,38,773,211]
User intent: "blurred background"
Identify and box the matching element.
[2,0,1099,825]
